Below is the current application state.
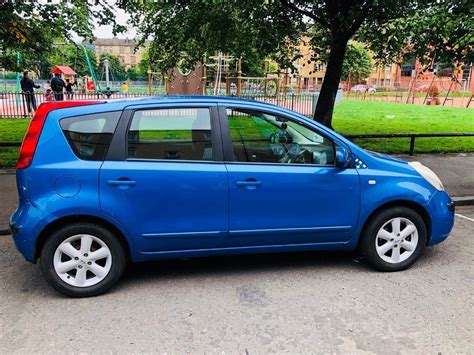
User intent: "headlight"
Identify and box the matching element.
[408,161,444,191]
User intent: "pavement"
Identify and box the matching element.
[1,207,473,353]
[1,153,473,234]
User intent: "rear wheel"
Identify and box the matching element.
[360,207,427,271]
[40,223,126,297]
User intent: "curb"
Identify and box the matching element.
[0,228,9,236]
[453,197,474,206]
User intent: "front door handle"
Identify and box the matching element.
[107,179,136,187]
[236,179,261,189]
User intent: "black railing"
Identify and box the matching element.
[345,133,474,155]
[2,133,473,156]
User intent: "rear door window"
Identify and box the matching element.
[60,111,121,161]
[127,108,213,161]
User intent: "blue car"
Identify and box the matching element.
[10,97,455,297]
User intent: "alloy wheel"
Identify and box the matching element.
[53,234,112,287]
[375,217,419,264]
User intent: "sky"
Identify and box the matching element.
[93,7,137,39]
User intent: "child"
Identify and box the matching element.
[45,89,54,102]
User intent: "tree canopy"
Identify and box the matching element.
[118,0,472,128]
[0,0,123,71]
[342,42,372,84]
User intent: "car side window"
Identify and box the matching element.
[60,111,120,161]
[227,108,335,165]
[127,108,213,161]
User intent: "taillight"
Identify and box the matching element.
[17,101,104,169]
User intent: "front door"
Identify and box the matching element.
[99,104,228,253]
[221,106,360,247]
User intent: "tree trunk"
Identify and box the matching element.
[313,39,348,128]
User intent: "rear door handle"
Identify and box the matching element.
[107,179,136,187]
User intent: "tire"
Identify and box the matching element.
[359,207,427,272]
[40,223,126,297]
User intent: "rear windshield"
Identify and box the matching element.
[60,111,120,161]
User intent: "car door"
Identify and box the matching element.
[220,105,360,247]
[99,103,229,253]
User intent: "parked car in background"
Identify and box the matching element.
[416,84,431,92]
[350,84,376,94]
[10,97,455,297]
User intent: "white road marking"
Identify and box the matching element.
[455,213,474,222]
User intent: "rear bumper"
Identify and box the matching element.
[10,200,53,263]
[426,191,455,246]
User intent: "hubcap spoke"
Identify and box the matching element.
[400,225,416,239]
[55,260,78,274]
[391,246,401,262]
[377,229,393,241]
[80,235,93,254]
[401,240,416,251]
[58,242,79,258]
[88,263,108,278]
[391,218,401,236]
[75,266,87,286]
[378,241,395,255]
[89,247,109,261]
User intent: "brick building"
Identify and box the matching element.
[89,38,149,69]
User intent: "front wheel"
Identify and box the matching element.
[359,207,427,271]
[40,223,126,297]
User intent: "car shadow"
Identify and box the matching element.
[118,250,368,287]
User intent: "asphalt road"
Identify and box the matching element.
[1,208,473,354]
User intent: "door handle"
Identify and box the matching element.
[236,179,261,188]
[107,179,136,187]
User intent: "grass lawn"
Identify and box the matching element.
[333,100,474,154]
[0,99,472,168]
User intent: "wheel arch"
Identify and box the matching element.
[358,200,432,247]
[34,214,132,262]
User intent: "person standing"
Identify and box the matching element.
[20,71,40,114]
[65,79,74,100]
[51,73,65,101]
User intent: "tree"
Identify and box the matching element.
[0,0,124,71]
[137,49,151,79]
[341,42,372,84]
[116,0,472,128]
[44,44,97,78]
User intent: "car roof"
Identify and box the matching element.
[51,95,299,118]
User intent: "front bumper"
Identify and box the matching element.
[426,190,455,246]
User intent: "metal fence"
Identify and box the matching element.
[0,91,318,118]
[0,91,155,118]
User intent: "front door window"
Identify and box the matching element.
[226,108,334,165]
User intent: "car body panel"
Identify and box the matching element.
[10,96,455,264]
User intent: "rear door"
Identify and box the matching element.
[99,103,229,253]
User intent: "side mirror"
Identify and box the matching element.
[335,145,352,168]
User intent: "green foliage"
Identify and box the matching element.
[342,42,372,83]
[137,49,151,78]
[44,44,97,78]
[359,0,474,67]
[0,0,124,72]
[120,0,304,72]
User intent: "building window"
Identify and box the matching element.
[401,63,415,77]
